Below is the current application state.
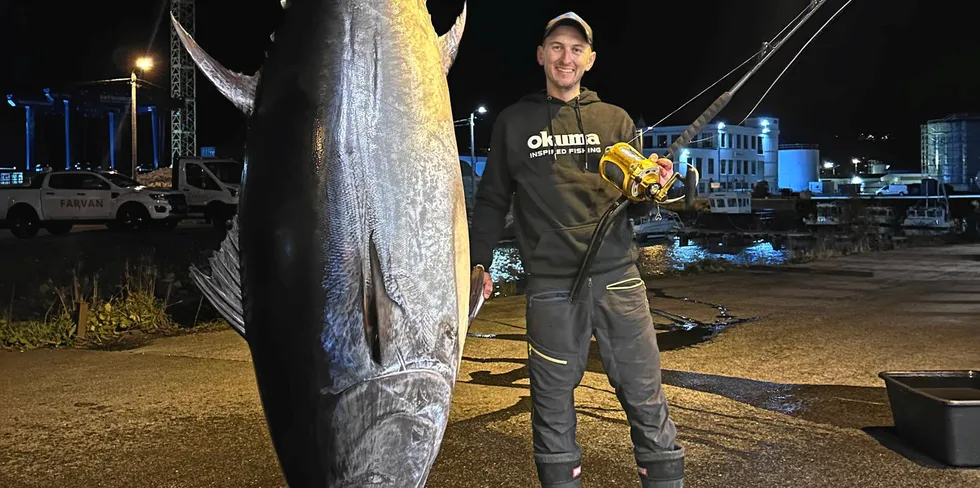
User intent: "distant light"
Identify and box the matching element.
[851,176,863,184]
[717,122,726,130]
[852,158,860,164]
[6,96,14,107]
[135,57,154,71]
[682,149,691,157]
[762,127,770,134]
[44,88,54,103]
[476,105,487,114]
[823,162,834,169]
[761,119,770,126]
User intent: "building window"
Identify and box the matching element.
[757,136,763,155]
[751,136,756,150]
[702,132,714,148]
[708,158,715,174]
[720,159,726,174]
[752,161,757,175]
[657,135,667,147]
[728,160,734,174]
[736,135,742,149]
[695,157,703,175]
[736,160,742,175]
[726,133,732,148]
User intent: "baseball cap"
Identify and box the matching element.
[542,12,593,46]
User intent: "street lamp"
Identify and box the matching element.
[131,57,153,177]
[469,105,487,208]
[852,157,860,176]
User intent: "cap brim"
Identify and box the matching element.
[543,19,592,45]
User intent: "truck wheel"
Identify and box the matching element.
[46,222,73,235]
[8,206,39,239]
[116,204,150,231]
[206,202,229,230]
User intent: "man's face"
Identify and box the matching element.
[537,25,596,92]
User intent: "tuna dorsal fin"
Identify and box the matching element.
[437,1,467,74]
[170,12,258,115]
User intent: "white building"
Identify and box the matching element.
[639,117,780,194]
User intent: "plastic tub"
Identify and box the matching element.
[878,370,980,467]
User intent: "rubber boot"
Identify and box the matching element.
[535,460,582,488]
[637,446,685,488]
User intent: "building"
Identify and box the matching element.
[920,113,980,191]
[639,117,779,194]
[777,144,820,192]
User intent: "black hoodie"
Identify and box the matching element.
[470,88,653,279]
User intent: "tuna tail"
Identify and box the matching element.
[170,12,258,115]
[189,216,246,339]
[438,2,467,74]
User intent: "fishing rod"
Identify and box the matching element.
[568,0,846,302]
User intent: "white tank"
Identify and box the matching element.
[777,147,820,192]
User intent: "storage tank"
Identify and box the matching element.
[777,145,820,192]
[921,113,980,187]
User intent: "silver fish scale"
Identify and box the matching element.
[313,1,467,395]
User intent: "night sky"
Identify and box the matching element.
[0,0,975,172]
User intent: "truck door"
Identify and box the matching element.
[181,162,224,212]
[42,173,112,220]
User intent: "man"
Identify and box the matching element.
[469,12,685,488]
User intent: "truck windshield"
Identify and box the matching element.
[103,173,142,188]
[203,162,243,185]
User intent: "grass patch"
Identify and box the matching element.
[0,261,222,351]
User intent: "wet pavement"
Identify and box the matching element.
[2,244,980,487]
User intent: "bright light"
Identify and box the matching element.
[135,57,154,71]
[717,122,726,130]
[851,158,860,165]
[762,127,770,134]
[851,176,863,184]
[682,149,690,157]
[761,119,770,126]
[476,106,487,114]
[6,96,14,107]
[823,162,834,169]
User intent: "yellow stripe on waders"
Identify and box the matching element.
[605,277,645,291]
[528,344,568,365]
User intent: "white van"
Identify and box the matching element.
[876,184,908,196]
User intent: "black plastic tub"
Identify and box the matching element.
[878,370,980,467]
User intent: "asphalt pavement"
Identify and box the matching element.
[1,243,979,487]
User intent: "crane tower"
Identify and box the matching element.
[170,0,197,162]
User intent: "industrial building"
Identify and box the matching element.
[921,113,980,191]
[776,144,820,192]
[639,117,780,193]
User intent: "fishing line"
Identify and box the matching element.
[630,1,814,142]
[739,0,856,125]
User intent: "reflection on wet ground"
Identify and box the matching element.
[487,237,796,286]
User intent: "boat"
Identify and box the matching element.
[862,205,900,233]
[803,202,852,229]
[631,208,684,241]
[902,205,952,236]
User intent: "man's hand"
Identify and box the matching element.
[647,153,675,187]
[475,266,493,299]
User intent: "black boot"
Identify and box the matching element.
[535,459,583,487]
[637,445,685,488]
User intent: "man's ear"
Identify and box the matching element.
[585,50,597,72]
[537,45,545,66]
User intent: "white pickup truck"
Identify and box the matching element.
[0,170,187,238]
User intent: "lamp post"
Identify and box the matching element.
[131,57,153,177]
[468,105,487,208]
[852,157,860,177]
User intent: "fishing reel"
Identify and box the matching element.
[598,142,680,203]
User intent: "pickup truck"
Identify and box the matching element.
[141,157,240,229]
[0,170,187,238]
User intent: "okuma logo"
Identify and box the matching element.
[527,130,601,150]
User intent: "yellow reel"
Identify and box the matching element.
[598,142,679,203]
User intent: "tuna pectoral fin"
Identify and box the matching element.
[189,216,245,339]
[363,238,396,366]
[170,12,258,115]
[437,1,467,74]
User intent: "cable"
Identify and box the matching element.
[739,0,855,124]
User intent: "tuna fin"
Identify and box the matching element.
[170,12,258,115]
[437,1,467,74]
[189,216,245,339]
[363,237,394,366]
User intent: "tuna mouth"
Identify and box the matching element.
[321,370,454,487]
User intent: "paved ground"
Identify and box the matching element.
[2,243,980,487]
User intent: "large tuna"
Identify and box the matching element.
[171,1,472,485]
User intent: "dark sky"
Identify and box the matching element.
[0,0,974,171]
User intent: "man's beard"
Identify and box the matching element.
[547,70,582,91]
